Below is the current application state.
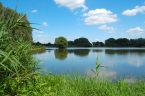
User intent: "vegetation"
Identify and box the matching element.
[0,2,32,42]
[1,2,145,96]
[30,45,46,54]
[92,41,105,47]
[35,37,145,47]
[74,37,92,47]
[54,36,68,49]
[1,73,145,96]
[33,37,145,48]
[0,4,38,95]
[105,38,145,47]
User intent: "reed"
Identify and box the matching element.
[0,10,38,95]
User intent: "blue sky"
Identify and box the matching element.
[1,0,145,43]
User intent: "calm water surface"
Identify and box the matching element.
[34,47,145,81]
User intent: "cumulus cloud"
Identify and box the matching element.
[54,0,88,11]
[83,9,118,25]
[31,10,38,13]
[42,22,48,26]
[122,6,145,16]
[127,27,144,35]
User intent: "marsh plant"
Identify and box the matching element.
[91,57,107,79]
[0,10,38,95]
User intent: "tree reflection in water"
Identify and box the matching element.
[68,49,90,57]
[54,49,68,60]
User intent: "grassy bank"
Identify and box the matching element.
[1,73,145,96]
[29,45,46,54]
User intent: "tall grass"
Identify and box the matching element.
[2,73,144,96]
[0,11,38,95]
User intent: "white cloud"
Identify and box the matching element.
[83,9,118,25]
[122,6,145,16]
[127,27,144,35]
[54,0,88,11]
[36,35,49,38]
[98,25,116,31]
[98,25,116,33]
[31,10,38,13]
[33,29,44,34]
[42,22,48,26]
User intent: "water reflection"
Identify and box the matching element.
[35,48,145,81]
[74,49,90,57]
[54,49,68,60]
[68,49,90,57]
[92,49,103,53]
[87,69,117,81]
[105,49,128,55]
[105,49,145,55]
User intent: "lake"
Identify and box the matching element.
[33,47,145,82]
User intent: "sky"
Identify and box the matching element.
[1,0,145,43]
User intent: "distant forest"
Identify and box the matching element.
[33,37,145,47]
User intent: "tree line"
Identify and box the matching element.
[34,37,145,47]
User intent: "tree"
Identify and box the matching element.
[47,42,52,46]
[74,37,92,47]
[116,38,129,47]
[105,38,116,46]
[92,41,104,47]
[54,36,68,49]
[68,41,75,47]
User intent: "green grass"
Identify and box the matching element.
[1,73,145,96]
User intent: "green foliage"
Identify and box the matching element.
[105,38,145,47]
[0,5,37,95]
[0,2,32,42]
[92,41,105,47]
[54,36,68,49]
[30,45,46,54]
[74,37,92,47]
[68,40,75,47]
[3,73,145,96]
